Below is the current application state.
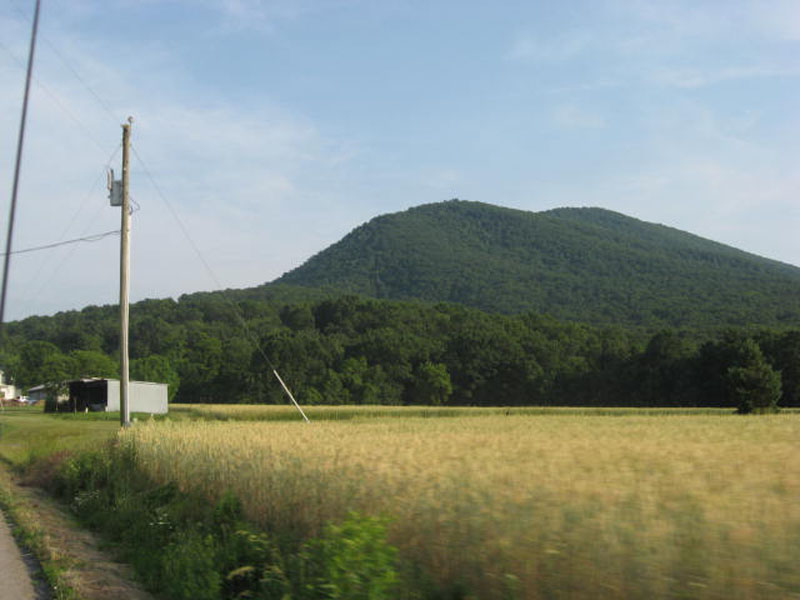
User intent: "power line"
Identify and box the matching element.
[0,39,112,156]
[58,145,122,244]
[0,230,119,257]
[17,144,121,305]
[131,145,310,423]
[7,0,121,126]
[2,4,307,418]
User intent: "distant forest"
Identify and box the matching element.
[2,288,797,412]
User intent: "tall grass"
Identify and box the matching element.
[169,403,734,421]
[122,413,800,599]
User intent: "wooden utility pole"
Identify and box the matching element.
[119,117,132,427]
[0,0,41,339]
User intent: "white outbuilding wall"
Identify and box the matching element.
[105,380,168,414]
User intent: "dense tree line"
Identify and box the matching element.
[0,290,794,413]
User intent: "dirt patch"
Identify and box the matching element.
[1,467,154,600]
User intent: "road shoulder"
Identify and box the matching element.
[0,506,41,600]
[0,465,154,600]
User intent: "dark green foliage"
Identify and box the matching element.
[17,340,62,386]
[757,330,800,407]
[131,355,180,402]
[304,513,399,600]
[726,354,782,414]
[277,200,800,329]
[161,530,221,600]
[4,287,800,409]
[407,362,453,405]
[632,331,698,406]
[69,350,117,379]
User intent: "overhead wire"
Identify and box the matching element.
[58,144,121,240]
[17,143,121,304]
[22,188,140,305]
[0,39,112,156]
[131,145,310,423]
[39,34,122,125]
[2,3,309,421]
[1,230,119,257]
[7,0,123,131]
[0,6,123,308]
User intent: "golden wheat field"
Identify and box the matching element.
[122,411,800,599]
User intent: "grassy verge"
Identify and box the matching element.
[0,406,107,600]
[0,406,121,468]
[1,406,156,600]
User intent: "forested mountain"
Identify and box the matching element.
[277,200,800,329]
[4,201,800,409]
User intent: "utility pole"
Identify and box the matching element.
[118,118,132,427]
[0,0,41,341]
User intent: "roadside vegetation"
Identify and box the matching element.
[3,406,798,599]
[0,464,78,600]
[0,406,147,599]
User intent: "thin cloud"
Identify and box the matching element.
[201,0,329,33]
[506,33,590,62]
[653,65,800,89]
[553,104,606,129]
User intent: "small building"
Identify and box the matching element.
[27,384,54,405]
[0,370,17,403]
[45,378,168,414]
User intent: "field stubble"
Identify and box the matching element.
[122,413,800,599]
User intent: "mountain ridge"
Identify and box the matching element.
[275,200,800,328]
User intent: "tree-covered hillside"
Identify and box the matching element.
[5,201,800,409]
[277,200,800,329]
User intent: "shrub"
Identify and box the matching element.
[308,512,399,600]
[161,529,221,600]
[727,360,782,414]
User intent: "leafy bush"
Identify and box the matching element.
[305,512,399,600]
[161,530,221,600]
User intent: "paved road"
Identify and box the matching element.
[0,509,38,600]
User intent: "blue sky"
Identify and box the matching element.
[1,0,799,320]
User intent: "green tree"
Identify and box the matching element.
[131,355,181,402]
[279,304,315,331]
[69,350,117,379]
[759,330,800,407]
[179,327,224,402]
[407,361,453,405]
[41,352,75,407]
[17,341,62,387]
[635,331,697,406]
[726,358,782,414]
